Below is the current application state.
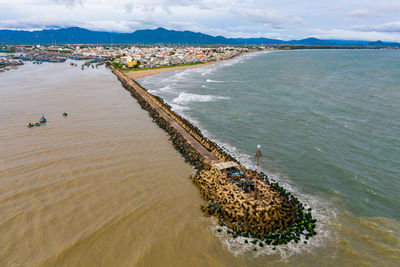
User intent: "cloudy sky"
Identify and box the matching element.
[1,0,400,41]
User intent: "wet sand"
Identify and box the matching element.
[126,61,216,80]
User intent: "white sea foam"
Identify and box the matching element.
[212,50,271,69]
[140,49,364,258]
[142,51,273,92]
[172,92,230,105]
[211,186,335,258]
[313,146,324,152]
[201,67,216,76]
[173,113,336,257]
[157,69,190,84]
[170,103,191,112]
[206,79,224,83]
[159,85,175,92]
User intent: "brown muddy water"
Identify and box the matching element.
[0,61,399,267]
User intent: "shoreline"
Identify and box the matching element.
[123,50,266,80]
[124,61,218,79]
[112,63,317,246]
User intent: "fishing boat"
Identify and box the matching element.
[39,115,47,123]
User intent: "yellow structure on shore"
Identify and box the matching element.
[127,61,137,68]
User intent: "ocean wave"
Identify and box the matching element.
[206,79,224,83]
[214,50,271,69]
[201,67,216,76]
[313,146,324,152]
[164,112,336,257]
[310,108,367,125]
[170,103,191,112]
[210,159,335,257]
[201,85,215,90]
[172,92,230,105]
[156,98,342,257]
[141,51,272,88]
[156,69,191,84]
[206,146,335,257]
[159,85,175,92]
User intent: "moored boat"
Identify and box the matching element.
[39,115,47,123]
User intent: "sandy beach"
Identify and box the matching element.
[125,51,267,80]
[125,61,217,80]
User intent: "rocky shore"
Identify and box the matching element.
[112,68,316,246]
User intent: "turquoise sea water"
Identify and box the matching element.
[139,49,400,263]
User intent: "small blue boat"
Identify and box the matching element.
[34,123,41,127]
[39,115,47,123]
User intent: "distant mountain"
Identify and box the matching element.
[367,40,400,47]
[0,27,399,47]
[0,27,231,45]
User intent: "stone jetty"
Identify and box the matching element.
[112,68,316,246]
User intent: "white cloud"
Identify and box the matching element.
[347,9,376,20]
[55,0,81,5]
[230,8,303,29]
[1,0,400,41]
[312,28,400,42]
[353,21,400,33]
[347,1,400,21]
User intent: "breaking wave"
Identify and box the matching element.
[206,79,225,83]
[159,85,175,92]
[172,92,230,105]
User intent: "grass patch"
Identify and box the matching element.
[122,62,205,73]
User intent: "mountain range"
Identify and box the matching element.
[0,27,399,47]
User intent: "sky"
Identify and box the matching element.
[1,0,400,41]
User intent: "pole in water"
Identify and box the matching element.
[256,144,262,174]
[254,145,262,200]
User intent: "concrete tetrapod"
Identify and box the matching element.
[113,68,317,246]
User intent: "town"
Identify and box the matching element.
[0,45,268,72]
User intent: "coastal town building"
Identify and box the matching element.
[1,44,270,71]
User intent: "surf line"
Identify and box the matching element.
[112,68,317,247]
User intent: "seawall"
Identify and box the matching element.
[112,68,317,246]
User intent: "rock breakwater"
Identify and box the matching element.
[112,68,316,246]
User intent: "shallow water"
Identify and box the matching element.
[1,53,399,266]
[0,62,200,266]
